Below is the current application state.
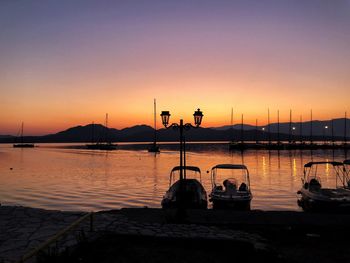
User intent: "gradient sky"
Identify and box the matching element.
[1,0,350,135]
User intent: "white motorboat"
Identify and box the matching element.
[209,164,252,210]
[297,161,350,212]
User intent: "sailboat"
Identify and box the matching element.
[86,114,117,150]
[229,111,247,150]
[228,108,237,150]
[148,99,160,152]
[13,122,34,148]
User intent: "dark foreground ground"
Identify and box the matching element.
[37,209,350,263]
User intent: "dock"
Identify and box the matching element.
[2,206,350,263]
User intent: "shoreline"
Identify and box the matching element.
[1,141,350,151]
[2,205,350,262]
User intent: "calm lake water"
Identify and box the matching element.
[0,143,348,211]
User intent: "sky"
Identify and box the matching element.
[1,0,350,135]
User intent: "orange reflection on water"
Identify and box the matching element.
[0,144,348,211]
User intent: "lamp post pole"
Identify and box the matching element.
[160,109,204,181]
[179,119,184,180]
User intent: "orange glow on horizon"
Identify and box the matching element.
[1,1,350,135]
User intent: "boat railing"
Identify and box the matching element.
[303,162,348,188]
[169,166,202,186]
[210,164,250,189]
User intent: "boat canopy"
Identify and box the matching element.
[344,160,350,165]
[171,166,201,173]
[212,164,248,170]
[304,161,344,168]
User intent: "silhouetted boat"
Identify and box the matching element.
[297,161,350,212]
[13,122,34,148]
[86,143,117,150]
[148,143,160,152]
[86,114,117,150]
[161,166,207,209]
[148,99,160,153]
[209,164,252,210]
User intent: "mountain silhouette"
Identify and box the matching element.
[213,118,350,137]
[0,118,349,143]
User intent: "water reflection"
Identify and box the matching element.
[0,144,348,212]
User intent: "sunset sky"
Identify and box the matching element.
[1,0,349,135]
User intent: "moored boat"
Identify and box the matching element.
[297,161,350,212]
[86,114,117,150]
[86,143,117,150]
[161,166,207,209]
[209,164,252,210]
[13,122,34,148]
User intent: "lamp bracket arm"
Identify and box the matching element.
[184,123,197,130]
[165,123,179,130]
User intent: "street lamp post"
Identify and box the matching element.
[160,109,204,181]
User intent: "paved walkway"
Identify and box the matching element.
[0,206,267,263]
[0,206,83,263]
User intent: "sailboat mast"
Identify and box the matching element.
[105,113,109,143]
[154,99,157,144]
[231,107,234,142]
[331,118,334,144]
[91,121,95,143]
[289,109,292,143]
[345,111,347,145]
[255,119,258,144]
[300,115,303,144]
[268,108,271,144]
[21,122,24,144]
[240,114,244,144]
[277,110,280,144]
[310,109,313,144]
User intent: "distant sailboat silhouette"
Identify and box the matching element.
[13,122,34,148]
[86,114,117,150]
[148,99,160,152]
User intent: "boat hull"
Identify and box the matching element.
[86,144,117,150]
[297,189,350,212]
[148,144,160,152]
[210,194,252,210]
[13,144,34,148]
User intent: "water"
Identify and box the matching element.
[0,143,348,211]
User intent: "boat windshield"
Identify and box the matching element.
[211,164,250,189]
[169,166,202,185]
[303,162,348,188]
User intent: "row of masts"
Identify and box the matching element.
[230,109,348,146]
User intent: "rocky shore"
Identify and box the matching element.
[1,205,350,263]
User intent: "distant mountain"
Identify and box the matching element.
[0,135,14,139]
[37,124,154,143]
[211,124,256,131]
[0,118,349,143]
[212,118,350,138]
